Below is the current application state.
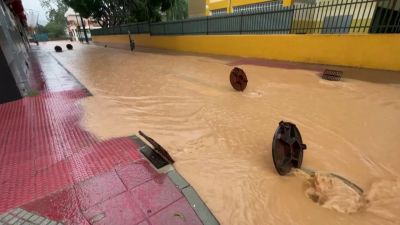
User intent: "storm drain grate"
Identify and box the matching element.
[137,131,174,169]
[139,145,169,169]
[322,69,343,81]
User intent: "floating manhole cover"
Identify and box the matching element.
[272,121,307,175]
[322,69,342,81]
[230,67,248,91]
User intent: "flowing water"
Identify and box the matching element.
[48,41,400,225]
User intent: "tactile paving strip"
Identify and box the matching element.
[0,90,144,212]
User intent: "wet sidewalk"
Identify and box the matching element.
[0,46,217,225]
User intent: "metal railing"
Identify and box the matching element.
[91,0,400,36]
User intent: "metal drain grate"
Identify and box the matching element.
[322,69,343,81]
[140,145,169,169]
[138,131,174,169]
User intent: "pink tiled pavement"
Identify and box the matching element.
[149,198,203,225]
[0,48,203,225]
[117,159,159,189]
[82,192,145,225]
[75,171,127,211]
[130,175,183,217]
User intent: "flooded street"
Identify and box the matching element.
[48,41,400,225]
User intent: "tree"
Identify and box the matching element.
[40,0,68,38]
[43,22,65,38]
[41,0,68,24]
[165,0,188,21]
[38,24,45,32]
[63,0,175,27]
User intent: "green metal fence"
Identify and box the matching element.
[90,0,400,36]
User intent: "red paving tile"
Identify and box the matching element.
[149,198,203,225]
[75,171,127,211]
[83,192,145,225]
[130,175,183,216]
[0,91,145,212]
[117,159,159,190]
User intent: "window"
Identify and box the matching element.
[211,8,228,16]
[233,0,283,13]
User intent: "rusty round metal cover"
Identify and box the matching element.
[230,67,248,91]
[272,121,307,176]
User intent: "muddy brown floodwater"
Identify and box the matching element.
[48,41,400,225]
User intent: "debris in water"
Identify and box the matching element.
[230,67,248,91]
[173,212,186,221]
[272,121,307,175]
[322,69,342,81]
[304,172,365,214]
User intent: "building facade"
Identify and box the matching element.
[188,0,296,17]
[188,0,206,17]
[64,8,101,41]
[207,0,292,15]
[0,0,30,103]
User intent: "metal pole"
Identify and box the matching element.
[80,16,89,43]
[384,0,397,33]
[35,13,39,45]
[75,14,81,41]
[181,20,184,34]
[206,16,209,34]
[240,11,243,34]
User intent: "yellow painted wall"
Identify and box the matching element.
[93,34,400,71]
[208,0,228,10]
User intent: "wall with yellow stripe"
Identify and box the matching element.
[92,34,400,71]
